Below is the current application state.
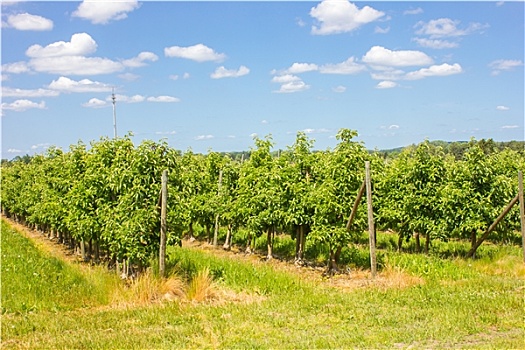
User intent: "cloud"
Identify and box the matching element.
[118,73,140,81]
[29,56,124,75]
[415,18,488,38]
[388,124,400,129]
[332,85,346,93]
[404,63,463,80]
[319,57,366,74]
[362,46,433,67]
[164,44,226,62]
[273,81,310,94]
[412,38,459,49]
[501,125,518,129]
[2,87,59,97]
[122,51,158,68]
[310,0,384,35]
[82,98,107,108]
[105,94,145,103]
[169,72,190,80]
[26,33,97,58]
[496,105,510,111]
[211,65,250,79]
[195,134,214,140]
[5,13,53,31]
[1,61,30,74]
[489,59,523,75]
[301,128,330,134]
[1,99,46,112]
[48,76,113,93]
[404,7,423,15]
[376,81,398,89]
[286,62,319,74]
[374,26,390,34]
[72,0,140,25]
[155,131,177,135]
[147,96,180,103]
[271,74,301,84]
[7,148,23,153]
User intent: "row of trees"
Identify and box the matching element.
[1,130,523,273]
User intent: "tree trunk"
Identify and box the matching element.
[470,231,477,258]
[206,224,211,244]
[295,225,306,263]
[326,248,339,275]
[424,233,430,255]
[266,228,273,260]
[213,214,220,247]
[415,233,421,253]
[188,221,195,241]
[397,233,403,252]
[223,224,232,250]
[245,233,253,254]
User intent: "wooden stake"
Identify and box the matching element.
[467,194,519,258]
[518,171,525,263]
[213,169,223,247]
[159,169,168,277]
[365,161,377,277]
[346,180,366,231]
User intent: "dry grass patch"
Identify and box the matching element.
[327,265,424,292]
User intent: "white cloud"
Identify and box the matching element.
[273,81,310,94]
[2,61,30,74]
[195,134,214,140]
[285,62,319,74]
[26,33,97,58]
[211,65,250,79]
[332,85,346,93]
[310,0,384,35]
[501,125,518,129]
[496,105,510,111]
[1,99,46,112]
[302,128,330,134]
[106,94,145,103]
[48,76,113,93]
[319,57,366,74]
[388,124,400,129]
[7,148,23,153]
[156,131,177,135]
[118,73,140,81]
[412,38,459,49]
[82,98,107,108]
[362,46,433,67]
[72,0,140,25]
[489,59,523,75]
[415,18,488,38]
[404,7,423,15]
[31,143,51,150]
[122,51,158,68]
[6,13,53,31]
[271,74,301,84]
[404,63,463,80]
[164,44,226,62]
[370,68,406,81]
[374,26,390,34]
[147,96,180,103]
[2,87,59,97]
[29,56,123,75]
[376,81,398,89]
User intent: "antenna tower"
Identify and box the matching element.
[112,88,117,138]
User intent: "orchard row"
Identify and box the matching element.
[1,129,523,272]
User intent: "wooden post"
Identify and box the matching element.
[519,171,525,263]
[213,169,223,247]
[467,194,519,258]
[159,169,168,277]
[365,161,377,277]
[346,180,366,231]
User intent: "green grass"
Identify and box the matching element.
[1,220,117,314]
[2,219,524,349]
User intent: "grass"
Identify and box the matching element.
[1,218,524,349]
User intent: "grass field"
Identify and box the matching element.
[1,218,524,349]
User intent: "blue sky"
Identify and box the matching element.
[2,1,523,158]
